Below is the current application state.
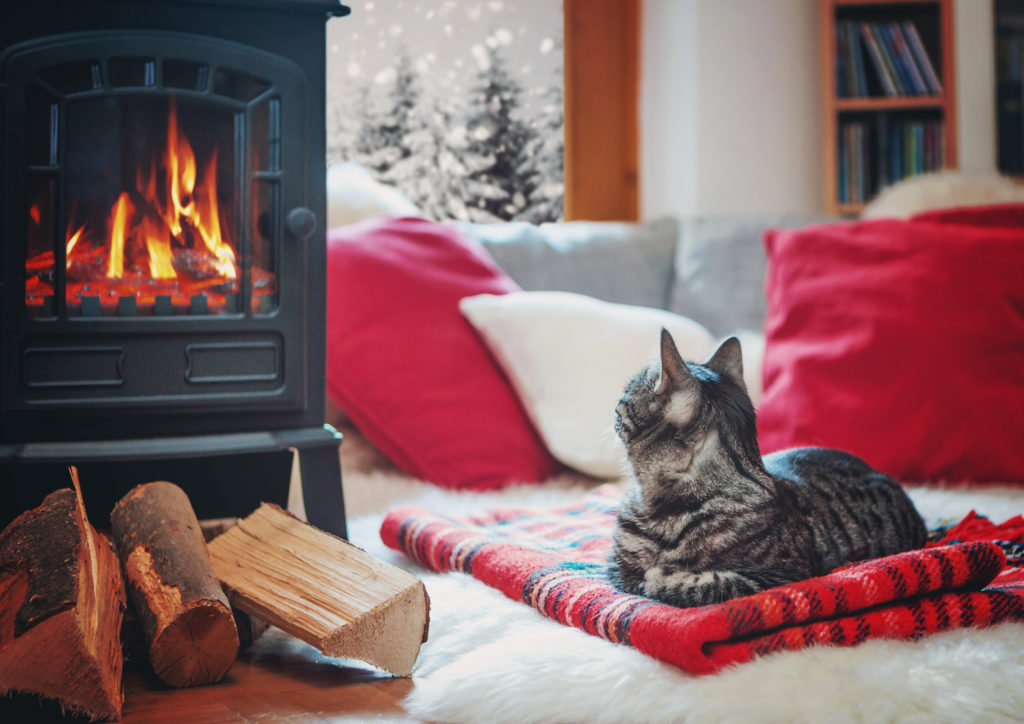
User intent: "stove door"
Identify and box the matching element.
[2,32,323,441]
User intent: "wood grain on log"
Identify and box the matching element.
[208,503,429,677]
[0,469,125,721]
[111,481,238,688]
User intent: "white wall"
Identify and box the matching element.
[641,0,998,219]
[956,0,996,172]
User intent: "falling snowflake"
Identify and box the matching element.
[326,0,564,223]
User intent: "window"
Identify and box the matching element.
[327,1,565,223]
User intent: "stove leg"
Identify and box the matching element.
[295,443,347,539]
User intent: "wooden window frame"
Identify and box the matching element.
[563,0,641,221]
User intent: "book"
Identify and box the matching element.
[860,23,898,96]
[835,21,847,97]
[838,127,848,202]
[997,80,1024,173]
[889,23,928,95]
[903,22,942,95]
[889,121,902,182]
[876,114,890,189]
[875,23,911,95]
[846,21,868,97]
[851,124,860,202]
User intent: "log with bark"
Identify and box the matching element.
[208,503,429,677]
[0,469,125,722]
[110,481,238,688]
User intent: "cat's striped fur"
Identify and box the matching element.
[607,329,927,608]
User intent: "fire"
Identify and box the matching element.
[107,192,132,278]
[142,216,176,279]
[66,225,85,264]
[67,99,238,288]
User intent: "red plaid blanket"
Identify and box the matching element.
[380,485,1024,675]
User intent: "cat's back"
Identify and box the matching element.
[764,447,927,571]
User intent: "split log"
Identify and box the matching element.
[208,503,429,676]
[110,481,238,688]
[0,469,125,722]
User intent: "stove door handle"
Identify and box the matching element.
[285,207,317,241]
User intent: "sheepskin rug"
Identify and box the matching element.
[300,431,1024,724]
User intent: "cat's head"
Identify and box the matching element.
[614,329,753,464]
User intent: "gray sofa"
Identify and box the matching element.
[454,213,831,339]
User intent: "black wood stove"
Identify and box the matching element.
[0,0,350,536]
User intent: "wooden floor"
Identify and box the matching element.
[0,629,429,723]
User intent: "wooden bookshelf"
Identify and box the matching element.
[820,0,957,215]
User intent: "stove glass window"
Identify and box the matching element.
[24,61,280,318]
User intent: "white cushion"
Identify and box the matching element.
[326,162,421,228]
[459,291,717,478]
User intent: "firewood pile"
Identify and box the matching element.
[0,468,428,721]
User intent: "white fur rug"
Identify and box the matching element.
[300,432,1024,724]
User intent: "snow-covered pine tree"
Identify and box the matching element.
[460,44,544,222]
[520,38,565,224]
[350,48,420,178]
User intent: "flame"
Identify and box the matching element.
[64,99,237,286]
[142,216,176,279]
[107,192,132,279]
[66,225,85,267]
[195,151,237,279]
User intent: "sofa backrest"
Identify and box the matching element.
[669,214,832,337]
[451,217,680,311]
[455,214,832,337]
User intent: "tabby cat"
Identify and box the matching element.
[607,329,927,608]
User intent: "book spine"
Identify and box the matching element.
[838,124,848,202]
[997,80,1024,173]
[851,123,860,203]
[848,22,868,97]
[904,123,913,179]
[921,123,929,175]
[846,124,856,203]
[881,23,916,95]
[861,23,897,96]
[876,114,889,189]
[890,23,927,95]
[903,22,942,95]
[873,23,907,95]
[890,121,901,182]
[836,21,847,98]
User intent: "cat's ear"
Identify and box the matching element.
[705,336,746,391]
[656,328,692,394]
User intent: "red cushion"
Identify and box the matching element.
[910,203,1024,228]
[325,217,560,489]
[759,213,1024,485]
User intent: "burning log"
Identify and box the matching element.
[0,469,125,722]
[208,503,429,677]
[110,481,238,688]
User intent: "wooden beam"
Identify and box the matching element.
[564,0,641,221]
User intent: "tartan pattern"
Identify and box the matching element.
[380,485,1024,675]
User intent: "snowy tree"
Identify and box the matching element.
[519,38,565,223]
[459,43,544,222]
[383,95,475,221]
[325,5,566,225]
[351,48,421,177]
